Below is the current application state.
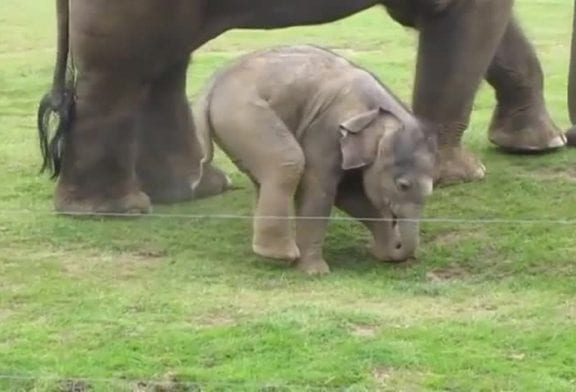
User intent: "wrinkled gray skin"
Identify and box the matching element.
[195,46,435,275]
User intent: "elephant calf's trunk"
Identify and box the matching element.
[390,217,419,261]
[370,212,420,263]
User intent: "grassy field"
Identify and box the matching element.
[1,0,576,390]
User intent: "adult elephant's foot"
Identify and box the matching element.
[140,160,231,204]
[54,182,152,215]
[136,56,233,204]
[434,146,486,187]
[566,126,576,147]
[488,103,566,152]
[138,162,195,204]
[192,163,232,199]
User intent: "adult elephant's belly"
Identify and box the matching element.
[214,0,379,29]
[70,0,205,77]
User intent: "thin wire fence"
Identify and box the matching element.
[0,208,575,225]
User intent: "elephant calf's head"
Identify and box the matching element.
[339,108,436,261]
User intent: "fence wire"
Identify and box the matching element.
[0,208,575,225]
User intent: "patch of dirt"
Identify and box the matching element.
[429,229,485,247]
[194,313,238,328]
[133,373,196,392]
[58,249,166,279]
[58,379,93,392]
[133,247,168,259]
[426,265,470,282]
[350,324,378,338]
[373,367,395,384]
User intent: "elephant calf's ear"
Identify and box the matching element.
[339,108,401,170]
[340,130,367,170]
[340,108,381,170]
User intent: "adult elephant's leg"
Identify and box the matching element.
[136,58,230,203]
[412,0,513,186]
[54,71,151,214]
[486,18,566,151]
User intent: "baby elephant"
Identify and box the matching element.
[195,45,435,275]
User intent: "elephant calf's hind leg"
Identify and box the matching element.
[251,148,304,261]
[216,107,305,262]
[253,169,303,262]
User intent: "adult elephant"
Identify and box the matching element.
[39,0,567,214]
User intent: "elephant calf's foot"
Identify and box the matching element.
[488,103,566,152]
[434,146,486,187]
[295,257,331,276]
[55,185,152,216]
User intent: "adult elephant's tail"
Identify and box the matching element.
[567,0,576,145]
[37,0,75,177]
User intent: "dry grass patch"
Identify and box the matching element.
[426,265,471,282]
[349,324,378,338]
[189,288,548,328]
[521,165,576,183]
[3,246,169,279]
[427,227,488,248]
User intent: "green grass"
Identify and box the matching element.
[1,0,576,390]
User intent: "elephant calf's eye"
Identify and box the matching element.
[395,178,412,192]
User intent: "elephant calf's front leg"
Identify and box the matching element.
[335,176,398,262]
[294,171,339,275]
